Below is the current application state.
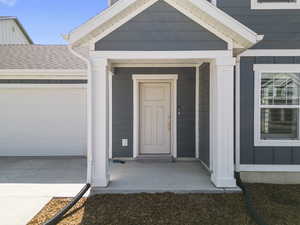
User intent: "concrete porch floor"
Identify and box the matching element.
[92,160,240,194]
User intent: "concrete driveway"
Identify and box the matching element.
[0,157,87,225]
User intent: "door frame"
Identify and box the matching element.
[132,74,178,159]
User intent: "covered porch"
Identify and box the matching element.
[93,160,239,194]
[88,51,237,189]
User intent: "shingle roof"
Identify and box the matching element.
[0,45,86,70]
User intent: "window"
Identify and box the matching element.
[254,64,300,146]
[251,0,300,9]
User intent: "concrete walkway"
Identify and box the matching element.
[0,157,87,225]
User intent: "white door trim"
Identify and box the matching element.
[132,74,178,159]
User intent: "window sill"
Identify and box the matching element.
[254,140,300,147]
[251,2,300,10]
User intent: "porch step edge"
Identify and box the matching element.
[135,155,175,162]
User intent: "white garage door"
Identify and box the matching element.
[0,85,87,156]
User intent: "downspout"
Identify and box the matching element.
[68,45,93,184]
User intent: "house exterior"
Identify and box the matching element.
[1,0,300,189]
[62,0,300,188]
[0,16,33,44]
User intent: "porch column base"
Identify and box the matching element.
[93,174,110,187]
[211,175,236,188]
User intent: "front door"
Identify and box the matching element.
[139,82,171,155]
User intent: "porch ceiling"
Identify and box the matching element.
[65,0,263,52]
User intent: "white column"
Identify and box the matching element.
[211,57,236,188]
[89,56,110,187]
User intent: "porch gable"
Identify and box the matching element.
[65,0,263,52]
[95,1,227,51]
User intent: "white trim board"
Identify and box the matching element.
[240,165,300,172]
[240,49,300,57]
[251,0,300,9]
[0,84,87,89]
[0,69,86,77]
[132,74,178,158]
[90,50,232,60]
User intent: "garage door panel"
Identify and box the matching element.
[0,88,87,156]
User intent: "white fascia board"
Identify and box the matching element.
[66,0,140,44]
[240,165,300,172]
[188,0,262,44]
[0,69,87,78]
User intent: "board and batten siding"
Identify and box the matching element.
[198,63,210,167]
[240,56,300,165]
[219,0,300,49]
[96,1,227,51]
[0,19,30,44]
[112,67,196,158]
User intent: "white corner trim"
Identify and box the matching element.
[132,74,178,159]
[240,165,300,172]
[195,65,200,159]
[240,49,300,57]
[235,57,241,171]
[0,69,86,77]
[251,0,300,9]
[109,70,113,159]
[253,64,300,147]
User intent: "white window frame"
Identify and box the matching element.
[254,64,300,146]
[251,0,300,9]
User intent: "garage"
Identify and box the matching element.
[0,45,87,156]
[0,81,87,156]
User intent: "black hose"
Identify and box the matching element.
[235,173,268,225]
[43,183,91,225]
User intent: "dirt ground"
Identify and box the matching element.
[28,184,300,225]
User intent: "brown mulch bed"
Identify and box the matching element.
[28,184,300,225]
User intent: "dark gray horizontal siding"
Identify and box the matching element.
[198,63,210,167]
[96,1,227,51]
[219,0,300,49]
[0,80,87,84]
[240,56,300,165]
[112,67,195,158]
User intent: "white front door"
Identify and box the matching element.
[139,82,171,155]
